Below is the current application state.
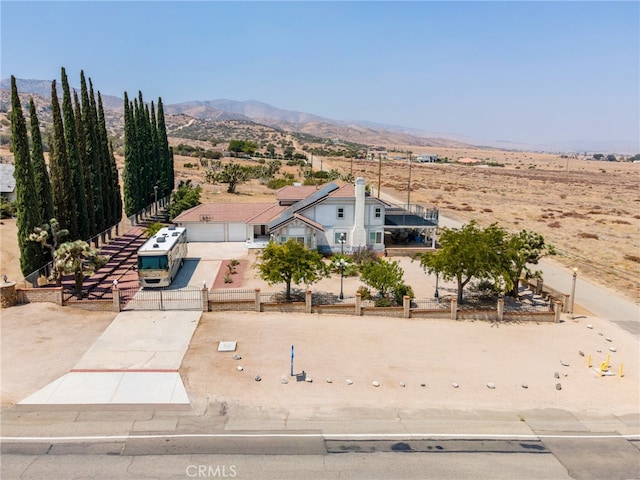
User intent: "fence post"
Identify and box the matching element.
[306,290,312,314]
[450,299,458,320]
[403,295,410,318]
[355,292,362,316]
[553,300,562,323]
[112,287,121,312]
[562,293,569,313]
[535,278,543,295]
[56,287,64,306]
[497,297,504,321]
[254,288,261,312]
[201,286,209,312]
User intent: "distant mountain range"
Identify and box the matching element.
[2,78,637,153]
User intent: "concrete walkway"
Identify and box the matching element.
[18,311,202,406]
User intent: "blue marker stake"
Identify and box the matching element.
[290,345,294,377]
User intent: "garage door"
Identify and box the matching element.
[184,223,225,242]
[228,223,248,242]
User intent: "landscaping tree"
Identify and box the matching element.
[143,221,163,238]
[29,98,54,226]
[49,79,79,238]
[98,92,122,226]
[10,76,46,276]
[417,221,507,303]
[156,98,174,197]
[167,180,201,220]
[80,71,104,233]
[54,240,107,299]
[61,67,89,240]
[74,90,96,236]
[29,218,69,285]
[359,258,408,305]
[255,239,328,301]
[501,229,555,298]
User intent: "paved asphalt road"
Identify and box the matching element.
[3,434,639,479]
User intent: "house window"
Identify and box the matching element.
[335,232,347,244]
[337,207,344,219]
[374,208,381,218]
[369,231,382,244]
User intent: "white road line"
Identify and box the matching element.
[2,433,639,442]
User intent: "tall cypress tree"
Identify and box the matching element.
[89,79,110,229]
[156,97,173,197]
[108,140,123,224]
[133,95,148,211]
[97,92,115,225]
[10,76,45,276]
[49,79,78,238]
[122,92,138,216]
[61,67,89,239]
[74,90,96,236]
[149,101,161,205]
[29,98,54,225]
[81,72,104,232]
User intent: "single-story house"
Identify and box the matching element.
[415,154,438,163]
[173,177,438,254]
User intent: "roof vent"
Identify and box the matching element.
[168,226,176,230]
[153,244,159,248]
[157,236,166,242]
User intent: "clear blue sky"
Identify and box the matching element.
[1,1,638,149]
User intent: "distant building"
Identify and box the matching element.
[415,154,438,163]
[0,164,16,202]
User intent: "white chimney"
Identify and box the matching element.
[351,177,367,248]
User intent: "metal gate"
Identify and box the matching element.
[120,285,203,311]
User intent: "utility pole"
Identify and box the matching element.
[407,152,412,209]
[377,154,382,199]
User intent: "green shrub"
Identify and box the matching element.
[393,284,414,306]
[266,178,295,189]
[375,296,392,307]
[356,286,372,300]
[0,197,15,219]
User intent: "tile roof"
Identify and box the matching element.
[173,203,278,223]
[328,183,355,198]
[276,185,324,201]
